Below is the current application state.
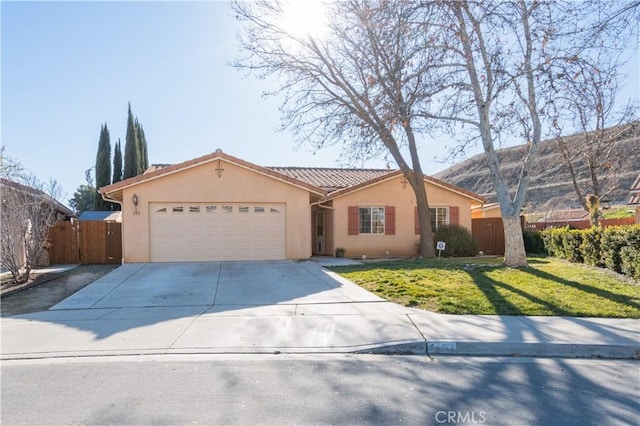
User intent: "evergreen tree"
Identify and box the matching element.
[112,139,123,184]
[137,124,149,172]
[94,123,112,210]
[123,103,139,179]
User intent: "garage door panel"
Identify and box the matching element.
[150,203,286,262]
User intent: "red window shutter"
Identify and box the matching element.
[385,206,396,235]
[414,206,420,234]
[348,206,359,235]
[450,206,460,225]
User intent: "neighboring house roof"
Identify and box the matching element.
[629,173,640,205]
[541,209,589,222]
[472,202,500,211]
[0,178,75,218]
[99,149,485,203]
[78,211,123,222]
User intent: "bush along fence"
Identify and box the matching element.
[540,225,640,280]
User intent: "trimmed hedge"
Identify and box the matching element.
[541,225,640,280]
[523,229,546,255]
[433,224,478,257]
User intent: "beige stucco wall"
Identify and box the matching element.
[118,159,313,262]
[471,204,501,219]
[329,176,477,258]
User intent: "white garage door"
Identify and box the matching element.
[150,203,286,262]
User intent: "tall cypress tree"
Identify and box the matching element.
[123,103,139,179]
[136,123,149,173]
[113,139,123,184]
[94,123,112,210]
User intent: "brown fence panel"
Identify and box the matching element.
[472,218,505,255]
[79,221,122,264]
[106,222,122,264]
[48,221,80,264]
[80,221,107,264]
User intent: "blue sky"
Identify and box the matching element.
[2,1,639,206]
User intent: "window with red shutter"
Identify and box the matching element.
[385,206,395,235]
[450,206,460,225]
[348,206,359,235]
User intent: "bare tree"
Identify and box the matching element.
[1,175,64,284]
[423,0,638,267]
[550,53,639,226]
[232,0,440,257]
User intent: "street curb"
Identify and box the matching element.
[427,341,640,359]
[3,342,638,361]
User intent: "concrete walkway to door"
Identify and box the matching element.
[2,261,638,360]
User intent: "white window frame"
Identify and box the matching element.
[359,206,385,235]
[430,207,449,231]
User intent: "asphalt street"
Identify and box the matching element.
[2,354,638,425]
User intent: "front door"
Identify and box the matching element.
[315,211,325,255]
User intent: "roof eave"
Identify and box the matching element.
[100,151,325,197]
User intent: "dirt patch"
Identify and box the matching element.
[0,264,119,316]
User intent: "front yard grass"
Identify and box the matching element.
[331,257,640,318]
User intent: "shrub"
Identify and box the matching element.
[434,225,478,257]
[540,227,568,258]
[561,229,583,262]
[600,227,628,272]
[620,246,640,280]
[523,229,546,254]
[542,224,640,279]
[580,227,603,267]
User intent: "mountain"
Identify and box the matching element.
[433,122,640,213]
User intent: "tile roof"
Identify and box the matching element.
[629,173,640,205]
[542,209,590,222]
[100,150,325,197]
[135,162,485,202]
[0,178,75,217]
[266,167,395,192]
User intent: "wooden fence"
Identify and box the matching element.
[48,221,122,265]
[48,221,80,264]
[472,218,505,256]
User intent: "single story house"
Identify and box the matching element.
[630,173,640,224]
[99,150,486,263]
[1,178,76,268]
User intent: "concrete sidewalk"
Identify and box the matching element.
[2,301,638,360]
[1,261,638,360]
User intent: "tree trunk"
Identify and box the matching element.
[502,215,527,267]
[404,170,436,258]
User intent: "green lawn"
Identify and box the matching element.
[331,257,640,318]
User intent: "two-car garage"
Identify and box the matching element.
[100,151,320,263]
[149,202,287,262]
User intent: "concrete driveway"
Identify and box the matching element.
[3,261,639,359]
[50,261,382,310]
[3,261,430,358]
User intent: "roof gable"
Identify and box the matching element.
[324,171,487,203]
[100,150,325,197]
[99,151,485,204]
